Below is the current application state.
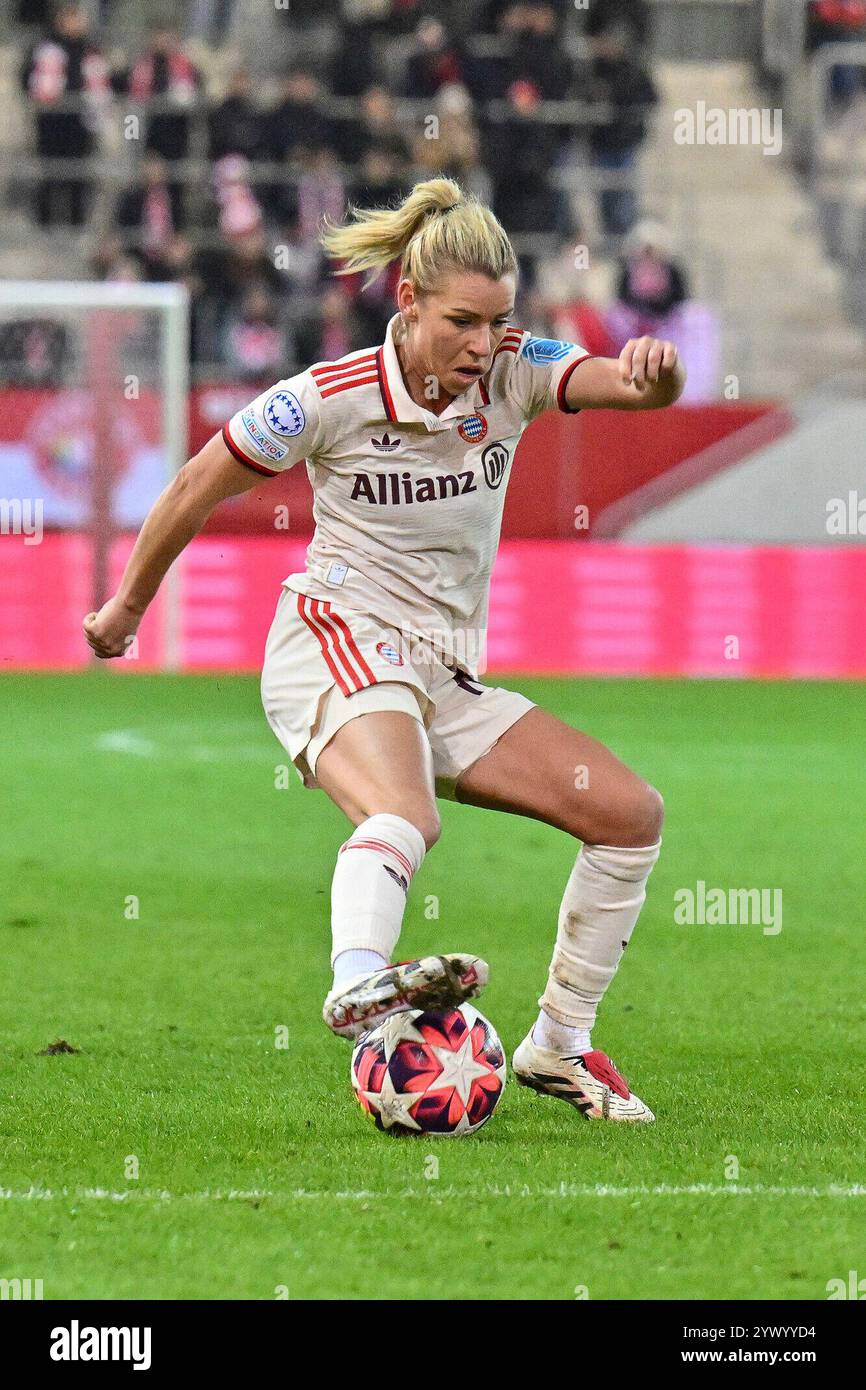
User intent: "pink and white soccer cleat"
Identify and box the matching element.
[511,1033,655,1122]
[323,953,489,1040]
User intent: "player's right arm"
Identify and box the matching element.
[82,433,262,659]
[83,373,323,658]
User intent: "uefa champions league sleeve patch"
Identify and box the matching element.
[263,389,306,437]
[520,337,577,366]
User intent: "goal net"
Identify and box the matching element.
[0,281,188,668]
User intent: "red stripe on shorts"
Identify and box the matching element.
[320,601,377,686]
[299,597,378,694]
[310,599,376,692]
[296,594,352,696]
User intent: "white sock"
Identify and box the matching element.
[329,813,427,966]
[332,948,389,988]
[539,840,661,1031]
[532,1010,592,1055]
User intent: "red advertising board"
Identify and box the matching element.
[0,385,780,539]
[3,534,864,679]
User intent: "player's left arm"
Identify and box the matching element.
[564,338,686,411]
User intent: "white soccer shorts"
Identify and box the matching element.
[260,586,535,798]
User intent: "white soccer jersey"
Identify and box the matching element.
[224,314,592,676]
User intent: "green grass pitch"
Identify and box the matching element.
[1,671,864,1300]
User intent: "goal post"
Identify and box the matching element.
[0,280,189,669]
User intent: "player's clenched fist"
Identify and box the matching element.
[619,336,680,388]
[82,595,143,659]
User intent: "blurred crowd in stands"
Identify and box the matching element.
[11,0,701,384]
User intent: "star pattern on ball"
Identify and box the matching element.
[429,1031,495,1107]
[377,1012,427,1064]
[360,1064,423,1132]
[351,1007,506,1137]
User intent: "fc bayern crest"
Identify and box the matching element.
[457,414,488,444]
[263,389,306,437]
[376,641,404,666]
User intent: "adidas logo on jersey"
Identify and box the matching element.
[371,432,401,451]
[350,470,478,505]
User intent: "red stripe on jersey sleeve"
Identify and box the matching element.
[493,333,522,361]
[318,374,379,399]
[311,352,378,382]
[222,423,279,476]
[556,354,595,413]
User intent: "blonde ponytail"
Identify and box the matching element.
[319,176,517,292]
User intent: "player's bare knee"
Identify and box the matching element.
[631,784,664,844]
[576,782,664,847]
[366,804,440,851]
[416,810,442,851]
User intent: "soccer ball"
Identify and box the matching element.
[351,1003,506,1137]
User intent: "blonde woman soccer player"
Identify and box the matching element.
[85,178,685,1123]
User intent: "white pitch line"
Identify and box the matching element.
[94,731,156,756]
[1,1184,865,1203]
[93,730,270,761]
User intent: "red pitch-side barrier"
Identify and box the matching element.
[0,385,779,538]
[3,535,864,678]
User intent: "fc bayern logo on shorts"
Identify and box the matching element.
[376,641,404,666]
[264,390,306,437]
[457,414,488,444]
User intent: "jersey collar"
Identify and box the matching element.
[377,314,491,431]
